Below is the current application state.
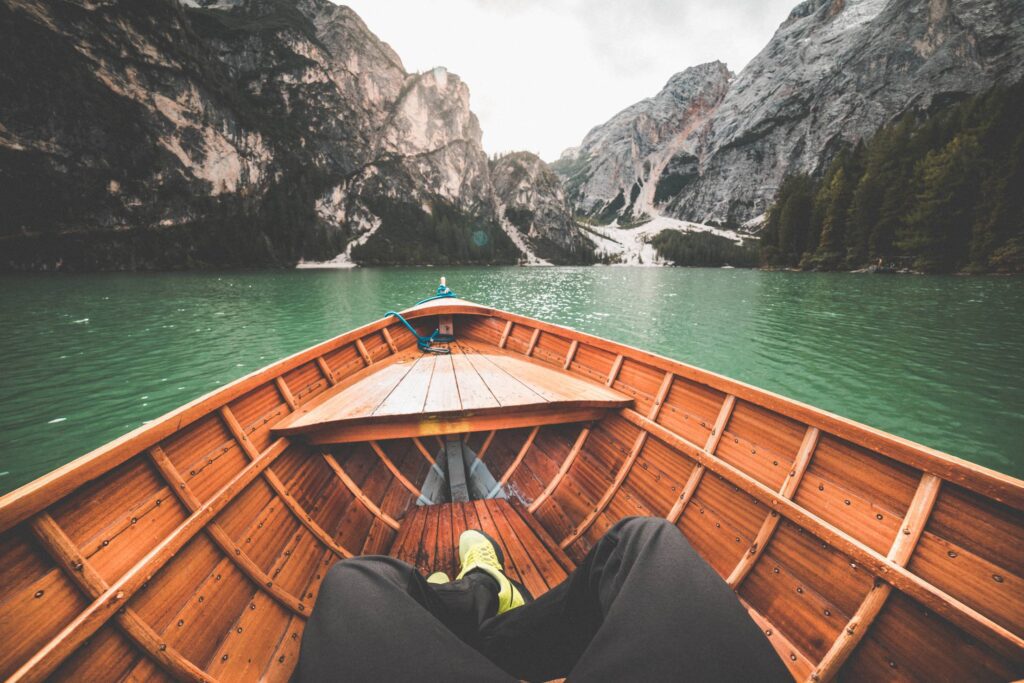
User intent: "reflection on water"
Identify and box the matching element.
[1,267,1021,494]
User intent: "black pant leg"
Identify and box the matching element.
[293,556,514,682]
[479,517,790,683]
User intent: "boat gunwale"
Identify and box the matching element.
[471,307,1024,511]
[1,298,1022,538]
[0,305,444,533]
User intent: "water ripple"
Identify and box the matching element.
[1,267,1021,493]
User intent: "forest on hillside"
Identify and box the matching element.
[759,83,1024,273]
[350,198,521,266]
[650,230,760,267]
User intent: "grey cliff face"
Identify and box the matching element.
[317,66,496,242]
[558,0,1024,227]
[490,152,595,264]
[552,62,732,224]
[0,0,586,269]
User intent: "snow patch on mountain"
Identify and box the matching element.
[585,210,743,266]
[296,214,383,269]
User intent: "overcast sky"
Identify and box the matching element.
[338,0,798,161]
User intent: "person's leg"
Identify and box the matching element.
[479,517,790,682]
[293,555,514,682]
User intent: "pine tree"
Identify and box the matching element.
[814,165,854,268]
[760,82,1023,273]
[847,170,882,264]
[871,117,915,262]
[900,134,981,272]
[777,174,815,265]
[761,174,818,266]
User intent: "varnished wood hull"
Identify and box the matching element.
[1,298,1021,682]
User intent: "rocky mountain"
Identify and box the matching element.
[490,152,595,265]
[0,0,588,269]
[552,62,731,226]
[556,0,1024,227]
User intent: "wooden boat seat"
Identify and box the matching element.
[390,499,576,599]
[273,341,632,445]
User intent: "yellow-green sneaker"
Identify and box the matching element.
[426,571,450,584]
[456,530,526,614]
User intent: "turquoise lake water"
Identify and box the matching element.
[1,267,1021,494]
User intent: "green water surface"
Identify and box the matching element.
[1,267,1021,494]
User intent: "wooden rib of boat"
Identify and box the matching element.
[1,292,1022,682]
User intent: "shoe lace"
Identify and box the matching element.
[465,542,501,571]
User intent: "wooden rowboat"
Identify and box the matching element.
[1,289,1022,682]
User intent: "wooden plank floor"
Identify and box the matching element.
[273,341,631,443]
[389,499,576,598]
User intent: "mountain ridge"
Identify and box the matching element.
[0,0,588,270]
[556,0,1024,228]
